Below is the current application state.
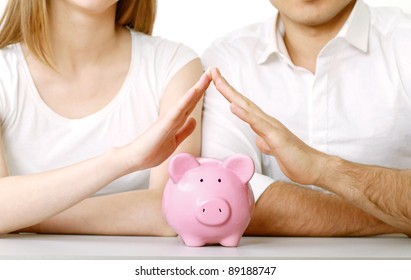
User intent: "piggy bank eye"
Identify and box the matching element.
[200,179,204,182]
[218,179,222,183]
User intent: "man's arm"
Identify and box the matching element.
[202,65,401,236]
[246,181,400,236]
[319,157,411,233]
[210,67,411,234]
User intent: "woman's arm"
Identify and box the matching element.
[17,59,205,236]
[0,64,210,235]
[149,58,204,192]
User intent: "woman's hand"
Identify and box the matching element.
[124,70,212,172]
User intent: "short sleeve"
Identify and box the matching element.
[154,39,199,96]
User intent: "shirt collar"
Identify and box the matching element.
[337,0,370,53]
[256,13,280,64]
[257,0,370,64]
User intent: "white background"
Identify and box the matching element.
[1,0,411,54]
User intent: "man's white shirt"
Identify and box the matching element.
[201,0,411,200]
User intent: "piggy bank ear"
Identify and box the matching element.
[223,155,255,184]
[168,153,200,183]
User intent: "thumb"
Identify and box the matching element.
[256,136,271,155]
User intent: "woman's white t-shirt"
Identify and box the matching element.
[0,30,198,196]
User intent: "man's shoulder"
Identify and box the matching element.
[214,20,268,44]
[369,5,411,35]
[203,18,273,58]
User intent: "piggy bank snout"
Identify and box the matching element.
[195,198,231,226]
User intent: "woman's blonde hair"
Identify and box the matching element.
[0,0,157,66]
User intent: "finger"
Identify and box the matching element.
[230,102,275,139]
[175,70,211,116]
[210,67,289,151]
[210,67,250,110]
[210,67,266,120]
[160,71,211,133]
[175,118,196,146]
[256,136,271,154]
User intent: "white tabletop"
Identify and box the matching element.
[0,233,410,260]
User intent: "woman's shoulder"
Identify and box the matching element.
[129,30,198,58]
[127,30,199,99]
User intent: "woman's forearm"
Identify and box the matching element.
[0,148,129,234]
[21,188,175,236]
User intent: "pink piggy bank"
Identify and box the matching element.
[162,153,255,247]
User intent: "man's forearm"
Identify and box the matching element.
[319,156,411,233]
[245,181,401,236]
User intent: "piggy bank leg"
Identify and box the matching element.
[219,234,242,247]
[180,235,207,247]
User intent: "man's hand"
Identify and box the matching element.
[209,67,328,186]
